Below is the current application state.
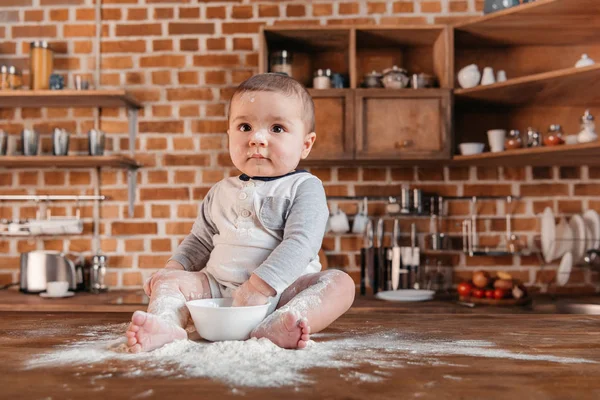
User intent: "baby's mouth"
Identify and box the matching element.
[249,153,267,159]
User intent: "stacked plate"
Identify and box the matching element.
[375,290,435,302]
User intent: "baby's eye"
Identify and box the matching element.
[271,125,285,134]
[238,123,252,132]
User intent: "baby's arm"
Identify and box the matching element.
[251,178,329,294]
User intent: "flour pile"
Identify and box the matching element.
[25,324,595,388]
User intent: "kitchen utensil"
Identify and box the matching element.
[374,218,384,294]
[457,64,480,89]
[505,129,522,150]
[328,204,349,234]
[91,254,108,293]
[0,130,7,156]
[391,219,401,290]
[21,128,39,156]
[19,250,77,293]
[557,251,573,286]
[569,214,587,263]
[375,289,435,302]
[30,40,53,90]
[413,189,423,214]
[484,0,519,14]
[352,197,369,234]
[487,129,506,153]
[526,127,542,147]
[575,53,595,68]
[481,66,496,85]
[470,197,479,250]
[52,127,70,156]
[459,142,485,155]
[540,207,555,263]
[496,70,507,82]
[552,218,574,261]
[361,219,374,295]
[411,73,436,89]
[400,185,411,214]
[88,128,106,156]
[362,70,383,88]
[382,65,409,89]
[186,298,271,341]
[46,281,69,296]
[544,124,565,146]
[583,209,600,249]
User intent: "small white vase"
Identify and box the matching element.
[575,54,595,68]
[481,67,496,85]
[457,64,481,89]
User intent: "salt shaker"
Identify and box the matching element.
[526,127,541,147]
[91,254,108,293]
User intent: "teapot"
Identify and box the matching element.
[382,66,409,89]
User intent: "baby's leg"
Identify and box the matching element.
[251,270,355,349]
[125,264,212,353]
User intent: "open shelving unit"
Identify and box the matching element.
[0,90,142,109]
[452,0,600,167]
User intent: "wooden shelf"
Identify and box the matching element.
[454,64,600,106]
[453,141,600,166]
[0,90,142,109]
[0,155,141,169]
[455,0,600,46]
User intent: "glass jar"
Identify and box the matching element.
[313,69,331,89]
[30,40,54,90]
[269,50,293,77]
[8,66,22,90]
[0,65,9,90]
[505,129,522,150]
[526,127,541,147]
[544,124,564,146]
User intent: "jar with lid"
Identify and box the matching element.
[505,129,522,150]
[313,69,331,89]
[30,40,54,90]
[578,109,598,143]
[362,70,383,88]
[8,66,22,90]
[544,124,565,146]
[526,127,541,147]
[269,50,293,77]
[0,66,9,90]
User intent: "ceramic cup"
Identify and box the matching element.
[487,129,507,153]
[351,198,369,234]
[496,70,507,82]
[328,206,350,234]
[46,281,69,296]
[481,67,496,85]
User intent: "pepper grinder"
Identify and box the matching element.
[91,254,108,293]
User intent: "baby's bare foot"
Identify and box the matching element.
[125,310,187,353]
[250,311,310,349]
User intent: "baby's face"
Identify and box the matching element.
[227,91,315,177]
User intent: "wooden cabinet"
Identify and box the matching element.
[307,89,354,161]
[355,89,452,160]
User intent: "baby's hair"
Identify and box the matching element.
[228,73,315,133]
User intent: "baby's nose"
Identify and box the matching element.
[249,131,268,147]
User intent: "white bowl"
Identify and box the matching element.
[186,298,270,342]
[459,142,485,155]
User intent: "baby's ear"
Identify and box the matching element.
[301,132,316,159]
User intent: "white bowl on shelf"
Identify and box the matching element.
[459,142,485,156]
[186,298,270,342]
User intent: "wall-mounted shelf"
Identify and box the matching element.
[0,155,140,169]
[453,141,600,167]
[454,65,600,106]
[0,90,142,109]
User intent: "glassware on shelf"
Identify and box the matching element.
[30,40,54,90]
[578,109,598,143]
[8,66,22,89]
[505,129,522,150]
[269,50,293,77]
[543,124,565,146]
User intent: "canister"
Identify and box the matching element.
[30,41,54,90]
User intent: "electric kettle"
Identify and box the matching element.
[19,250,77,293]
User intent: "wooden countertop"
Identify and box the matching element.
[1,310,599,400]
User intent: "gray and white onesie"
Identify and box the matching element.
[169,170,329,309]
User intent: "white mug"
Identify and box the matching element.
[351,197,369,234]
[328,205,350,234]
[46,281,69,296]
[487,129,506,153]
[481,67,495,85]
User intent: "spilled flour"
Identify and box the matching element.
[24,324,595,388]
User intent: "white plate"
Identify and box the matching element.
[552,217,573,261]
[375,290,435,302]
[39,291,75,298]
[569,214,587,263]
[583,209,600,250]
[557,252,573,286]
[540,207,555,263]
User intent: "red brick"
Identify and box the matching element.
[521,183,569,197]
[464,184,512,197]
[367,2,387,13]
[503,167,526,181]
[231,70,252,84]
[126,72,144,84]
[192,120,228,134]
[151,70,171,85]
[23,10,43,21]
[421,1,442,12]
[0,41,16,54]
[194,54,240,67]
[339,2,360,14]
[313,3,332,16]
[166,88,212,101]
[147,171,168,184]
[178,71,198,85]
[140,188,190,201]
[12,25,56,38]
[116,23,162,36]
[233,37,253,51]
[417,167,444,181]
[101,56,133,70]
[286,4,305,17]
[393,1,414,13]
[327,18,374,26]
[139,121,184,134]
[112,222,157,235]
[232,5,253,19]
[140,55,186,68]
[146,137,168,150]
[206,37,226,50]
[222,22,263,34]
[175,170,196,184]
[127,8,147,20]
[200,136,225,150]
[101,40,146,53]
[206,104,226,117]
[558,200,582,214]
[206,6,226,19]
[559,166,580,180]
[259,4,279,17]
[180,38,198,51]
[380,16,426,24]
[574,184,600,196]
[151,239,172,252]
[168,22,214,35]
[153,39,173,51]
[179,7,200,19]
[154,7,174,19]
[449,0,469,12]
[532,167,552,180]
[0,0,33,5]
[180,105,200,117]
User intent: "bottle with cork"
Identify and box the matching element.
[29,41,54,90]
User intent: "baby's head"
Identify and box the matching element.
[227,73,316,177]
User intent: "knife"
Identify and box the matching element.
[373,218,384,294]
[361,219,373,296]
[391,218,401,290]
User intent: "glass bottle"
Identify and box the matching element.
[269,50,293,77]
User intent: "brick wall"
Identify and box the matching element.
[0,0,598,294]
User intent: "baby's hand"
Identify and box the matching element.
[232,280,269,307]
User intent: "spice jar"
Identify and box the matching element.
[578,109,598,143]
[544,124,565,146]
[0,66,9,90]
[269,50,293,77]
[8,66,22,90]
[313,69,331,89]
[30,40,54,90]
[362,70,383,88]
[526,127,541,147]
[505,129,522,150]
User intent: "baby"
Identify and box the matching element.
[125,73,356,352]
